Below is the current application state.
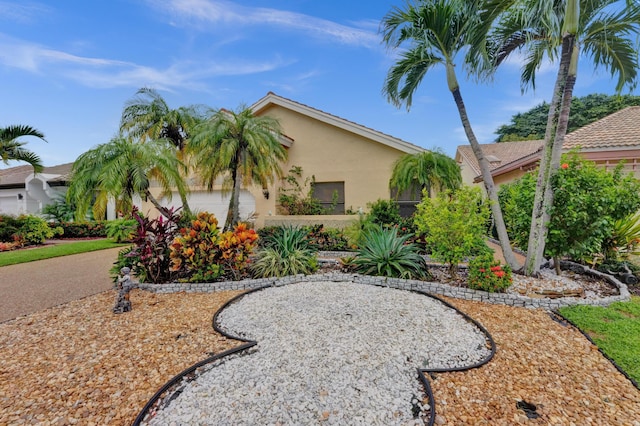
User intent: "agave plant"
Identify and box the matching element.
[251,226,318,278]
[353,226,429,280]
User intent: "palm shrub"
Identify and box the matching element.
[251,226,318,278]
[105,218,137,243]
[352,226,429,280]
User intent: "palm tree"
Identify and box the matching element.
[0,125,46,173]
[389,149,461,199]
[120,88,207,216]
[67,137,188,220]
[381,0,522,271]
[483,0,640,275]
[188,106,288,231]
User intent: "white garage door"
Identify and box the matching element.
[162,190,256,224]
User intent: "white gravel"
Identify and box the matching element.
[144,281,491,425]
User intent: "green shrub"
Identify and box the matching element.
[353,226,429,280]
[305,225,350,251]
[0,215,20,242]
[52,221,108,238]
[367,199,401,228]
[251,226,318,277]
[105,218,137,243]
[467,253,512,293]
[14,215,62,245]
[276,165,326,215]
[415,186,492,277]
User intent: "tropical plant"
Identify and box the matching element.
[0,125,46,173]
[125,207,181,283]
[389,149,461,199]
[352,226,429,280]
[251,226,318,278]
[105,218,137,243]
[189,106,287,231]
[467,253,512,293]
[482,0,640,275]
[170,212,223,282]
[381,0,521,271]
[602,212,640,261]
[276,165,326,215]
[415,186,492,277]
[67,136,189,220]
[13,215,62,246]
[120,88,207,215]
[366,199,402,228]
[41,193,77,223]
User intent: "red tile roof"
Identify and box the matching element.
[456,140,544,176]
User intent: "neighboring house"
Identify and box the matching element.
[151,92,427,227]
[0,163,72,216]
[456,106,640,188]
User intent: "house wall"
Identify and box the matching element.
[251,104,414,228]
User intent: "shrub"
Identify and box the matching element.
[126,208,180,283]
[0,215,20,242]
[14,215,62,245]
[305,225,350,251]
[276,165,333,215]
[251,226,318,277]
[52,221,108,238]
[105,218,137,243]
[366,199,401,228]
[414,186,492,277]
[352,226,429,280]
[467,254,512,293]
[170,213,259,282]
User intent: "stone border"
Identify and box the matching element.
[138,269,630,310]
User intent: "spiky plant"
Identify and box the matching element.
[251,226,318,278]
[353,226,429,280]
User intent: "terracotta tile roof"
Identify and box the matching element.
[563,106,640,149]
[456,140,544,176]
[0,162,73,187]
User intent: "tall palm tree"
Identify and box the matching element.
[389,149,461,199]
[0,125,46,173]
[381,0,522,271]
[482,0,640,275]
[120,88,207,216]
[188,106,288,231]
[67,137,188,220]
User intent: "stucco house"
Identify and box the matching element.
[456,106,640,188]
[0,163,72,216]
[149,92,427,227]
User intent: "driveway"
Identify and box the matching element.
[0,247,121,323]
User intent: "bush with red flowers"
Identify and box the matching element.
[467,253,512,293]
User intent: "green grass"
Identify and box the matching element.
[559,297,640,385]
[0,240,127,267]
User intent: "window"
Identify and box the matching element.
[312,182,345,214]
[391,185,423,217]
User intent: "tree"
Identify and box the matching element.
[188,106,287,231]
[498,153,640,272]
[484,0,640,275]
[389,149,461,199]
[495,94,640,141]
[67,137,189,220]
[381,0,522,271]
[119,88,207,216]
[0,125,46,173]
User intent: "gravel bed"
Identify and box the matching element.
[144,281,492,425]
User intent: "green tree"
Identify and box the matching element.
[498,154,640,272]
[67,137,189,220]
[389,149,461,199]
[484,0,640,275]
[0,125,46,173]
[381,0,521,271]
[120,88,207,216]
[495,94,640,141]
[188,106,287,231]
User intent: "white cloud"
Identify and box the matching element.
[147,0,379,48]
[0,34,288,90]
[0,1,50,23]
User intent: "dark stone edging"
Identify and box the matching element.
[138,268,630,309]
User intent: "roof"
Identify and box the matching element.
[456,140,544,176]
[0,162,73,188]
[251,92,426,155]
[457,106,640,182]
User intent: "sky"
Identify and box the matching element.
[1,0,637,168]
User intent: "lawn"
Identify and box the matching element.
[559,296,640,385]
[0,239,126,267]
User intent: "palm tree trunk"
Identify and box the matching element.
[178,191,192,217]
[524,33,578,275]
[145,190,173,219]
[447,63,520,271]
[224,155,243,231]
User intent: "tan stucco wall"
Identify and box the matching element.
[263,215,358,230]
[251,104,417,228]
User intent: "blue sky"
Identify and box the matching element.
[1,0,636,168]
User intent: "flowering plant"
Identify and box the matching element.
[467,253,512,293]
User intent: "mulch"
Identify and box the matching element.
[0,286,638,425]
